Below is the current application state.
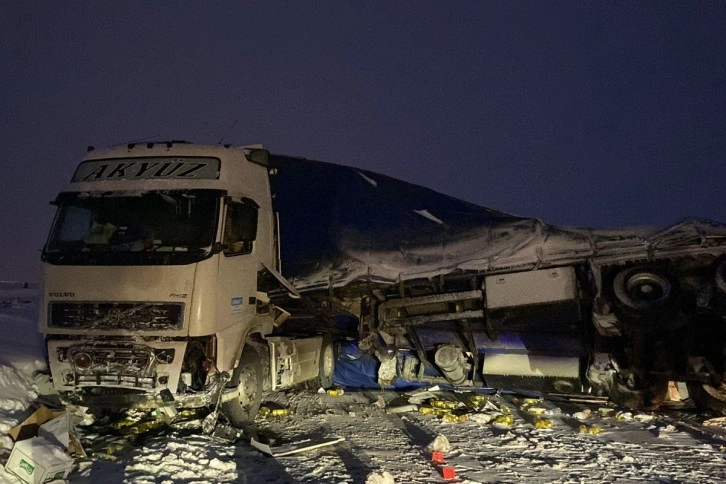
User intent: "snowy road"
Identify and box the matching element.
[64,389,726,483]
[2,287,726,483]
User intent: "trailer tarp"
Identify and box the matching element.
[268,155,726,292]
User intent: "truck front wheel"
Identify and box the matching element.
[318,335,336,389]
[222,347,263,427]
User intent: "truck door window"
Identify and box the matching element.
[223,199,258,255]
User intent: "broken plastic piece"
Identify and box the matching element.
[426,434,451,453]
[386,404,419,414]
[159,388,174,402]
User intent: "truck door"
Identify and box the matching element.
[217,198,259,329]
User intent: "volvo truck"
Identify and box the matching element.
[40,141,726,424]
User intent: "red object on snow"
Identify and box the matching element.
[440,466,456,479]
[431,451,445,464]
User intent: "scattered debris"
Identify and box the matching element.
[386,404,419,414]
[533,417,553,429]
[439,465,456,480]
[615,411,634,421]
[572,409,592,421]
[578,424,602,435]
[704,416,726,427]
[365,470,395,484]
[431,451,445,464]
[250,434,345,457]
[491,414,515,429]
[426,434,451,453]
[258,406,294,418]
[318,387,345,396]
[5,405,85,483]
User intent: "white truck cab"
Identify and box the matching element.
[39,142,333,424]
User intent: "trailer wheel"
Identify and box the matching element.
[609,376,668,411]
[317,335,336,389]
[613,266,679,321]
[687,382,726,415]
[222,347,263,427]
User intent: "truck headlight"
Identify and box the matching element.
[71,351,93,370]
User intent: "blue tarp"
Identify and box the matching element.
[333,340,428,390]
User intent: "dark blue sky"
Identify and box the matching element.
[2,2,725,282]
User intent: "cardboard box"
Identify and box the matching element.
[8,406,63,443]
[4,405,85,482]
[5,436,73,484]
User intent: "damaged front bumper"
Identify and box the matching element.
[46,338,241,411]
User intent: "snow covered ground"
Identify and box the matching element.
[1,285,726,483]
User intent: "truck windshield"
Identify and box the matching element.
[44,189,220,265]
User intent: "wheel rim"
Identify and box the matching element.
[703,383,726,404]
[238,363,258,408]
[322,344,334,378]
[625,272,671,308]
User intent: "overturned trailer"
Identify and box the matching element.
[267,154,726,412]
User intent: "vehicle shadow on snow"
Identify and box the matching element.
[245,419,378,482]
[70,426,301,483]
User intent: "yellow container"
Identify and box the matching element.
[443,413,468,423]
[431,399,459,410]
[533,417,553,429]
[491,414,514,427]
[578,424,601,435]
[271,408,293,417]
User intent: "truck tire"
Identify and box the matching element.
[608,376,668,411]
[222,347,263,427]
[687,382,726,415]
[613,265,679,322]
[318,335,336,389]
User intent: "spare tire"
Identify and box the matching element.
[613,265,679,322]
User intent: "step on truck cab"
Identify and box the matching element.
[39,141,335,425]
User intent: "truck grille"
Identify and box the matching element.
[69,343,157,388]
[49,302,184,330]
